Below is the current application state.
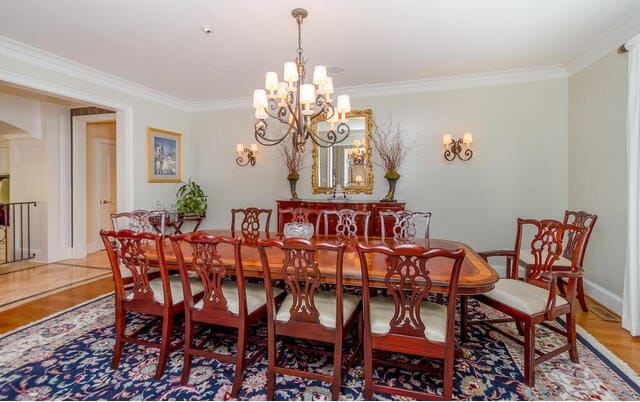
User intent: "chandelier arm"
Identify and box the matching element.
[254,120,288,147]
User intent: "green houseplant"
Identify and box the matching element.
[175,178,208,216]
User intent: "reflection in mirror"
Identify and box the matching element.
[312,109,373,194]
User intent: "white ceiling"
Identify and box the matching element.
[0,0,638,102]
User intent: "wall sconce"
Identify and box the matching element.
[235,143,258,166]
[442,132,473,161]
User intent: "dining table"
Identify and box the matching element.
[148,229,499,296]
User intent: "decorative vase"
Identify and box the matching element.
[381,176,399,202]
[288,177,299,200]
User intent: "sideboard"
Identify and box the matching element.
[276,199,405,237]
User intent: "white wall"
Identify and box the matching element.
[191,79,569,251]
[569,50,628,311]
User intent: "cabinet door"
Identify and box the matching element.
[0,147,8,175]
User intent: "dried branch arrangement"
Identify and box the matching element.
[279,140,304,179]
[372,120,406,179]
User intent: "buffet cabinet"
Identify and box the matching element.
[276,199,405,237]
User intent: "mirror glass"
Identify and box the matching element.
[311,109,373,194]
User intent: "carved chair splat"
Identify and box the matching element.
[231,208,272,243]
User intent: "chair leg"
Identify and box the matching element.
[266,332,276,400]
[363,333,373,400]
[567,309,579,363]
[460,296,468,342]
[577,278,589,312]
[181,320,194,385]
[523,322,536,386]
[231,327,248,397]
[442,347,454,400]
[112,305,125,369]
[155,313,173,379]
[332,343,342,400]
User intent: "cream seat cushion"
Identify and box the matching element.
[125,276,203,306]
[276,291,360,328]
[483,278,568,315]
[519,249,572,267]
[369,297,448,342]
[194,283,283,315]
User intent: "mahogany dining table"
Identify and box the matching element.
[149,229,499,296]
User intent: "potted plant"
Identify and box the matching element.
[372,120,406,202]
[280,141,304,200]
[175,178,208,216]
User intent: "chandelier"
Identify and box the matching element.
[347,139,366,165]
[252,8,351,153]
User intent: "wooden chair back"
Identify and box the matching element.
[357,243,465,340]
[100,229,171,305]
[562,210,597,266]
[379,210,432,240]
[318,209,370,237]
[231,207,272,243]
[513,218,586,283]
[170,233,245,319]
[278,207,321,230]
[257,238,347,327]
[110,209,167,235]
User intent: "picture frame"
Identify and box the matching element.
[147,127,183,183]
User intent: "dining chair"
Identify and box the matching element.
[110,209,167,235]
[356,242,465,400]
[379,209,432,240]
[278,207,321,231]
[468,218,586,386]
[256,238,362,400]
[100,229,204,379]
[231,207,272,243]
[516,211,596,312]
[318,208,370,238]
[170,233,283,397]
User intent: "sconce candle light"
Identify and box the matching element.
[235,143,258,166]
[442,132,473,161]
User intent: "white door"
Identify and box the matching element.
[87,139,116,252]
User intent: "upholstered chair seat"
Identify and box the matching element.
[369,297,447,342]
[275,291,360,328]
[194,282,283,315]
[125,276,203,305]
[483,278,568,315]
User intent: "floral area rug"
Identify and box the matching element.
[0,294,638,400]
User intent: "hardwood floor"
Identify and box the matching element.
[0,253,638,376]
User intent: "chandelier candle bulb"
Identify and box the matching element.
[265,72,279,93]
[324,77,334,98]
[250,144,258,153]
[236,144,244,155]
[284,62,298,85]
[255,108,268,119]
[313,66,327,86]
[253,89,268,109]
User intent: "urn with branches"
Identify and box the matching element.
[372,120,407,201]
[279,141,305,199]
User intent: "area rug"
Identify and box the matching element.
[0,294,638,400]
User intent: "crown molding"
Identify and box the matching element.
[188,65,567,112]
[0,35,567,113]
[566,11,640,76]
[0,35,191,111]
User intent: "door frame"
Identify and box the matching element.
[72,114,117,257]
[87,136,116,253]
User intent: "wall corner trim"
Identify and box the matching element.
[583,278,623,315]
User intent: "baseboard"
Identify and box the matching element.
[583,279,622,315]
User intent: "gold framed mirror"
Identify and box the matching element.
[311,109,374,194]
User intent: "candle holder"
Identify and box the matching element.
[235,144,258,167]
[442,133,473,161]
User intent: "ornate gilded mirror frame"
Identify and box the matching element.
[311,109,374,194]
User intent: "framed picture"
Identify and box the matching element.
[147,127,183,183]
